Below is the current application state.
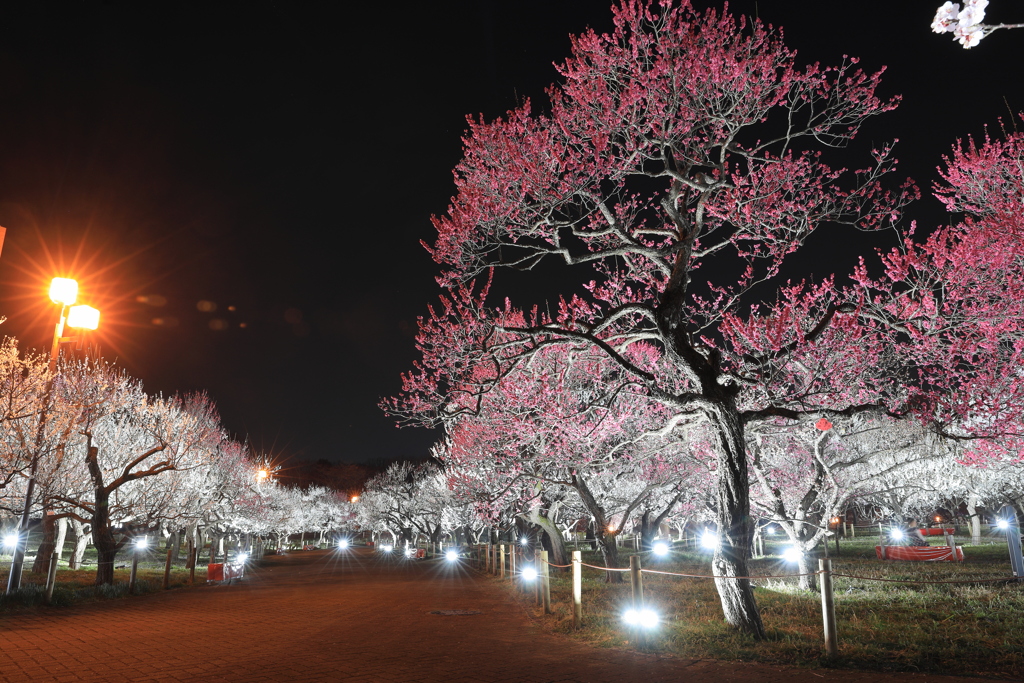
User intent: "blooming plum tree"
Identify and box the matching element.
[395,0,919,637]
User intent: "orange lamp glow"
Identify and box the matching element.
[49,278,78,306]
[67,305,100,330]
[256,469,269,481]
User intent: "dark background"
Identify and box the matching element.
[0,1,1019,467]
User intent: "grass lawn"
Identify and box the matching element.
[503,530,1024,678]
[0,541,210,611]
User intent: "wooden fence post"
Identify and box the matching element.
[540,550,551,614]
[629,555,646,648]
[500,544,506,579]
[535,550,542,605]
[163,540,174,589]
[128,550,140,594]
[44,551,59,604]
[819,558,838,657]
[510,543,516,581]
[572,550,582,629]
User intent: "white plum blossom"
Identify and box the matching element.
[956,24,986,47]
[931,2,961,33]
[933,0,1023,49]
[957,0,989,28]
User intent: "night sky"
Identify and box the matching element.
[0,1,1019,465]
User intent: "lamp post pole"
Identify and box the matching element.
[6,280,98,594]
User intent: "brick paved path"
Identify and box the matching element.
[0,549,985,682]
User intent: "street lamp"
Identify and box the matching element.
[6,278,101,594]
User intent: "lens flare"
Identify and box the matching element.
[522,567,538,581]
[652,542,669,556]
[623,608,659,628]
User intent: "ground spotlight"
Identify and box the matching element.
[520,537,528,546]
[338,539,349,549]
[522,567,538,581]
[652,541,669,556]
[236,553,248,564]
[623,608,659,628]
[3,533,17,549]
[700,531,719,550]
[404,548,414,557]
[445,550,458,561]
[135,537,148,549]
[997,519,1010,530]
[889,528,905,541]
[381,544,393,552]
[782,546,802,563]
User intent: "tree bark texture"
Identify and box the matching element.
[32,510,57,573]
[707,405,767,639]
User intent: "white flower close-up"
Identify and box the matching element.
[931,1,961,33]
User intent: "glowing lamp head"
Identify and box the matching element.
[135,537,148,549]
[782,547,802,563]
[997,519,1010,530]
[890,528,905,541]
[652,542,669,557]
[522,567,538,581]
[445,550,458,561]
[236,553,248,564]
[67,305,100,330]
[256,469,269,481]
[623,608,659,628]
[351,496,359,503]
[765,526,775,535]
[934,515,942,522]
[404,548,413,557]
[519,537,528,546]
[381,544,393,552]
[700,531,719,550]
[338,539,349,549]
[49,277,78,306]
[3,533,18,548]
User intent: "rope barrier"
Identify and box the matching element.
[541,557,1019,585]
[579,562,630,572]
[832,573,1019,585]
[641,567,823,579]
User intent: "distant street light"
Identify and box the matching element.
[7,277,101,594]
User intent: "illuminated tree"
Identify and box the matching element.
[46,362,224,585]
[395,0,917,636]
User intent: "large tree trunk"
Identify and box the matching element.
[970,495,983,546]
[69,520,91,570]
[708,407,767,639]
[53,516,69,563]
[32,509,57,573]
[571,474,623,583]
[525,508,568,571]
[91,487,121,586]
